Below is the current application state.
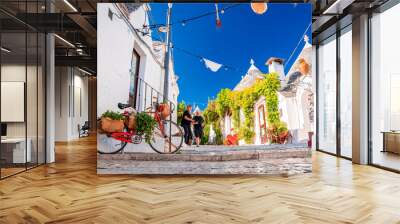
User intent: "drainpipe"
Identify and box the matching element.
[163,3,172,102]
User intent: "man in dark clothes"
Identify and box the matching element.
[181,105,194,146]
[193,109,204,147]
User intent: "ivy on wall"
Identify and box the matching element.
[206,72,284,144]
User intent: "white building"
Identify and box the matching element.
[221,37,314,145]
[97,3,179,152]
[274,36,313,144]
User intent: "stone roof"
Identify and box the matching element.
[286,35,312,78]
[279,35,312,96]
[234,59,263,91]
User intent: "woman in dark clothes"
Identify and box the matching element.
[181,105,194,146]
[193,109,204,147]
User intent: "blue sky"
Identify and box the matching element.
[149,3,311,109]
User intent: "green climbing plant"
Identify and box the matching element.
[215,88,233,118]
[177,101,187,125]
[207,72,282,144]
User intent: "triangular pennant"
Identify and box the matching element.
[202,58,222,72]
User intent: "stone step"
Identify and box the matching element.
[97,158,312,175]
[97,145,312,175]
[98,148,311,162]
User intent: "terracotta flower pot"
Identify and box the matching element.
[278,131,289,144]
[158,103,171,119]
[299,59,310,75]
[100,117,124,133]
[125,114,137,130]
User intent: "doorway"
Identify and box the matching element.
[258,104,268,144]
[129,49,140,108]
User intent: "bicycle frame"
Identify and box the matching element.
[108,104,166,144]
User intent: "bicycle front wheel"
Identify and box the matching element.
[97,129,128,154]
[149,120,183,154]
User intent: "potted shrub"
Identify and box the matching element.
[267,126,279,144]
[276,121,289,144]
[100,110,125,133]
[268,121,288,144]
[135,112,157,143]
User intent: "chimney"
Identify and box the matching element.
[266,57,285,83]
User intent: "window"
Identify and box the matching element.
[317,36,337,154]
[339,28,352,158]
[370,3,400,171]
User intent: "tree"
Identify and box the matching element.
[215,88,232,117]
[177,101,186,125]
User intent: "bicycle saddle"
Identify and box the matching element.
[118,103,131,110]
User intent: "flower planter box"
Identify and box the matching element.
[100,117,124,133]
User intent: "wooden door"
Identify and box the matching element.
[258,105,268,144]
[129,50,140,108]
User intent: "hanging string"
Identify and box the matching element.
[143,4,241,30]
[172,45,247,74]
[173,45,313,89]
[144,5,164,42]
[283,23,312,69]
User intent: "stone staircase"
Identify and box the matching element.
[97,144,312,175]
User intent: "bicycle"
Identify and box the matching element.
[97,102,183,154]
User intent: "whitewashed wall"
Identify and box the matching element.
[97,3,179,153]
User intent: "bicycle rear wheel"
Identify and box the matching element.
[97,129,128,154]
[149,120,183,154]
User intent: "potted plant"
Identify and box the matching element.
[268,121,288,144]
[124,110,137,130]
[100,110,125,133]
[157,102,171,119]
[135,112,157,143]
[277,125,289,144]
[299,58,310,75]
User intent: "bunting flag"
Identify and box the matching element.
[215,4,222,27]
[202,58,223,72]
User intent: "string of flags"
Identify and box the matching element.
[163,3,307,74]
[202,58,222,72]
[215,4,222,28]
[213,3,268,28]
[172,46,242,73]
[143,3,271,32]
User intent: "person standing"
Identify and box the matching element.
[181,105,194,146]
[193,109,204,147]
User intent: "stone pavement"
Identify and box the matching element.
[97,144,312,175]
